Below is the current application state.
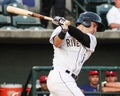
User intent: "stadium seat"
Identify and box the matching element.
[0,26,19,30]
[84,0,108,12]
[108,0,114,5]
[12,15,41,28]
[0,5,2,14]
[25,26,45,31]
[2,2,25,16]
[96,4,113,29]
[0,14,11,27]
[96,4,112,14]
[1,2,25,28]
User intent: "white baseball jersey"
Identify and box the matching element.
[47,26,97,96]
[49,26,97,76]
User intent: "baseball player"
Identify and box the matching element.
[37,75,49,96]
[47,12,105,96]
[80,70,99,96]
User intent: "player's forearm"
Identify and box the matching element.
[53,36,64,47]
[53,29,67,47]
[102,87,120,92]
[105,82,120,88]
[110,23,120,28]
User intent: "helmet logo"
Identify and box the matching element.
[82,17,91,27]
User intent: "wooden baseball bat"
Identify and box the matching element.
[7,6,71,26]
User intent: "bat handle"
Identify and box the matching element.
[32,13,44,19]
[44,16,53,21]
[32,13,53,21]
[32,13,71,26]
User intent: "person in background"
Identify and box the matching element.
[106,0,120,30]
[102,70,120,96]
[37,75,49,96]
[80,70,99,96]
[40,0,66,29]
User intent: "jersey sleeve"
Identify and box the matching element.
[49,26,62,44]
[86,33,97,52]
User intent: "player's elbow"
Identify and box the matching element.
[53,37,63,48]
[54,44,60,47]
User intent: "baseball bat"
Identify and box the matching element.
[6,6,71,26]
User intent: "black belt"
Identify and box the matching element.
[51,67,77,80]
[65,70,78,80]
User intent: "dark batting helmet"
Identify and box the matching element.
[76,12,105,32]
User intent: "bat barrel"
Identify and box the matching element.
[7,6,33,16]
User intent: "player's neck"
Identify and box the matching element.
[77,25,87,33]
[90,83,98,88]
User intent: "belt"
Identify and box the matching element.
[51,67,77,80]
[65,70,78,80]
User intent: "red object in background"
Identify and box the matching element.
[105,70,117,76]
[89,70,99,75]
[40,75,48,83]
[0,84,22,96]
[0,84,31,96]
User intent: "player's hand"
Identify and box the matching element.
[52,16,66,26]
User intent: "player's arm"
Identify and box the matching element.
[53,25,90,48]
[109,23,120,28]
[101,82,120,92]
[53,36,64,47]
[105,82,120,88]
[102,87,120,92]
[68,26,90,48]
[52,16,90,48]
[53,26,68,48]
[52,16,68,47]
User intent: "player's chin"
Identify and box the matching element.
[92,82,99,85]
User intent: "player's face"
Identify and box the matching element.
[40,83,48,91]
[89,75,99,86]
[82,22,98,34]
[89,22,98,34]
[105,76,118,82]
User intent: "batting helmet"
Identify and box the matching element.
[76,12,105,32]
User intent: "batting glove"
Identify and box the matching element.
[52,16,66,26]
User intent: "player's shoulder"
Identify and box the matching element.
[86,33,96,41]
